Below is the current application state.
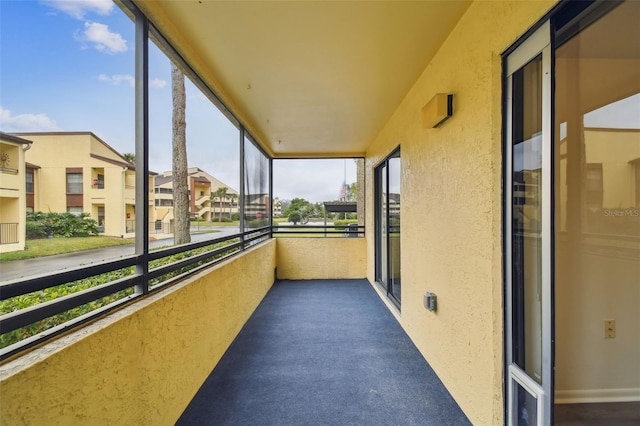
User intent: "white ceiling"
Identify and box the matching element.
[133,1,471,157]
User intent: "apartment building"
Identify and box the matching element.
[154,167,238,226]
[17,132,155,237]
[0,132,31,253]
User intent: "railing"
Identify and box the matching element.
[0,223,18,245]
[0,223,361,360]
[0,227,270,361]
[273,224,364,238]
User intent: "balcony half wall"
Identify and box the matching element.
[0,240,276,425]
[276,237,366,280]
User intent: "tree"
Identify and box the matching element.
[345,182,357,202]
[172,63,190,245]
[227,193,237,220]
[284,197,315,225]
[279,199,291,215]
[122,153,135,164]
[211,187,228,222]
[288,211,302,225]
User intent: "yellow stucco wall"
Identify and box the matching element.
[276,238,366,279]
[364,1,556,424]
[0,240,276,426]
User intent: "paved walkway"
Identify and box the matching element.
[0,228,239,282]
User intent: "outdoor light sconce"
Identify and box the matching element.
[421,93,453,128]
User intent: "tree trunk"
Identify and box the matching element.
[171,63,190,245]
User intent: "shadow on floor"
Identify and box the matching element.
[178,279,471,426]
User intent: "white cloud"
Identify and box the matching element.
[98,75,167,90]
[42,0,113,20]
[150,78,167,89]
[77,22,127,54]
[0,107,61,132]
[99,73,134,87]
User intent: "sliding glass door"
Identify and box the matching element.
[375,148,401,306]
[505,2,639,424]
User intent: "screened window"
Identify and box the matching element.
[243,135,270,229]
[66,172,83,194]
[25,170,33,193]
[67,206,83,216]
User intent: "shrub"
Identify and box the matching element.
[26,212,99,239]
[25,221,47,239]
[333,219,358,229]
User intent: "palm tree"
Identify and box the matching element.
[212,187,228,222]
[227,193,237,220]
[122,153,135,164]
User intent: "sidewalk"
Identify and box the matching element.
[0,228,239,282]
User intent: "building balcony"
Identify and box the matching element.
[0,235,467,424]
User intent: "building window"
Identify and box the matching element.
[66,171,83,194]
[97,206,105,227]
[585,163,603,210]
[25,170,34,193]
[95,174,105,189]
[67,207,83,216]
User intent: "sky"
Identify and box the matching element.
[3,1,635,203]
[0,0,356,204]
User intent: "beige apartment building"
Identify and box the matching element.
[0,132,31,253]
[154,167,238,227]
[17,132,155,238]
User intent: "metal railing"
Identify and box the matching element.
[0,223,361,360]
[273,224,365,238]
[0,223,18,245]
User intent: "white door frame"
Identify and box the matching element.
[505,21,553,426]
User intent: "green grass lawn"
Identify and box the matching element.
[0,236,133,262]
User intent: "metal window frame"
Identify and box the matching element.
[0,1,273,361]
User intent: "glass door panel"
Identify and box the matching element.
[375,149,401,305]
[553,0,640,411]
[511,54,543,383]
[388,154,401,302]
[380,164,388,289]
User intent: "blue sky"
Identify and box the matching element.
[0,0,358,203]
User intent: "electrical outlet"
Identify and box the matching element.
[604,320,616,339]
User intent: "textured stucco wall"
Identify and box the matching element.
[0,240,276,426]
[364,1,556,424]
[276,238,366,279]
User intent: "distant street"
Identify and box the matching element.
[0,227,239,282]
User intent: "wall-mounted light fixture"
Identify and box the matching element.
[421,93,453,128]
